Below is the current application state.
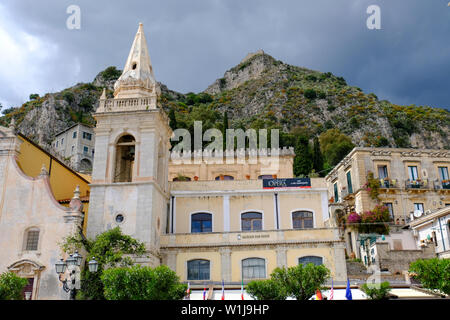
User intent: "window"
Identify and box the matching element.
[241,212,262,231]
[71,146,74,154]
[215,175,234,181]
[414,203,424,213]
[242,258,266,279]
[408,166,419,181]
[114,135,135,183]
[61,138,64,146]
[25,229,39,251]
[187,260,210,280]
[438,167,449,181]
[56,141,58,148]
[384,203,394,220]
[83,146,89,155]
[298,256,323,266]
[83,132,92,140]
[292,211,314,229]
[378,165,388,179]
[73,131,77,139]
[346,171,353,194]
[258,175,273,180]
[333,182,339,202]
[191,213,212,233]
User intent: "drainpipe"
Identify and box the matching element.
[438,217,446,252]
[274,193,280,229]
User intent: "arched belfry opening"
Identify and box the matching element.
[114,135,136,183]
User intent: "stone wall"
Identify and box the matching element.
[376,243,436,274]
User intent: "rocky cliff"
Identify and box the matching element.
[1,53,449,152]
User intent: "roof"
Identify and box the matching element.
[54,123,94,137]
[17,133,90,185]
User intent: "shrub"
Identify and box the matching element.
[305,74,317,82]
[62,91,75,105]
[360,281,391,300]
[304,89,317,100]
[319,129,355,166]
[0,272,28,300]
[60,227,146,300]
[409,258,450,295]
[29,94,39,100]
[101,66,122,81]
[246,279,288,300]
[101,265,187,300]
[271,264,330,300]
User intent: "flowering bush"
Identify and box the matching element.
[364,171,380,201]
[346,205,390,234]
[347,212,361,225]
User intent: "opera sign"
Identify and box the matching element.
[263,178,311,189]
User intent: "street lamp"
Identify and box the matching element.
[55,252,98,300]
[88,257,99,273]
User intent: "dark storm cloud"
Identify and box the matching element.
[0,0,449,110]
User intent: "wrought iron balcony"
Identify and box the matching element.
[433,179,450,191]
[377,178,398,189]
[405,179,429,190]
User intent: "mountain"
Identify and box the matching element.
[1,52,449,155]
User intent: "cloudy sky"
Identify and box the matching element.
[1,0,450,111]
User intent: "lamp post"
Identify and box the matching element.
[55,251,98,300]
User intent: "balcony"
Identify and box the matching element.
[376,178,399,194]
[433,180,450,193]
[405,179,429,192]
[160,228,340,249]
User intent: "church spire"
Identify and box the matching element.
[113,23,160,100]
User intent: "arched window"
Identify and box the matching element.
[114,135,135,183]
[191,213,212,233]
[298,256,323,266]
[24,228,40,251]
[215,175,234,181]
[241,212,262,231]
[292,211,314,229]
[242,258,266,279]
[173,176,191,182]
[187,259,210,280]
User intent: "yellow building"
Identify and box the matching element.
[161,156,347,288]
[326,147,450,259]
[16,133,91,231]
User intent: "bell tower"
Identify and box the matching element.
[86,23,172,266]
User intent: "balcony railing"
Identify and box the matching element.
[377,178,398,189]
[405,179,429,190]
[433,180,450,190]
[160,228,339,248]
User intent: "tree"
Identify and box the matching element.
[360,281,391,300]
[168,108,177,130]
[0,272,28,300]
[312,136,324,176]
[101,265,187,300]
[60,227,146,300]
[29,94,39,100]
[271,264,330,300]
[293,134,312,177]
[246,263,330,300]
[409,258,450,295]
[223,111,229,149]
[246,279,288,300]
[319,129,355,166]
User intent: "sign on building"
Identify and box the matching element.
[262,178,311,189]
